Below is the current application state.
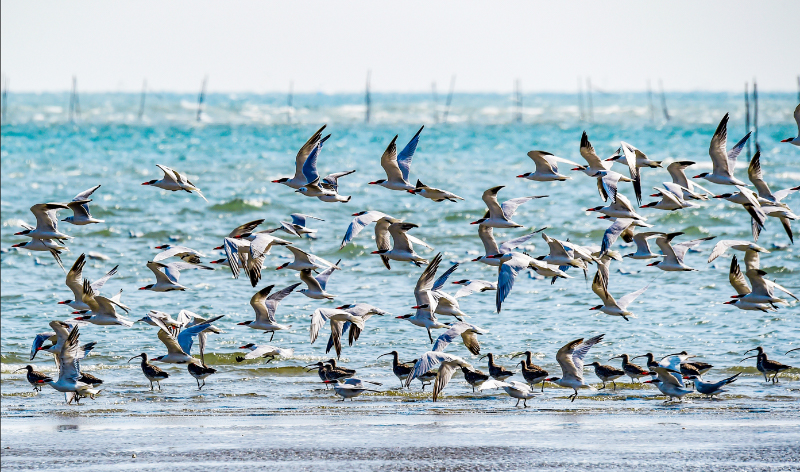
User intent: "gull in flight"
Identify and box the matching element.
[299,262,340,299]
[693,113,750,186]
[647,233,715,271]
[517,150,579,182]
[237,283,300,340]
[589,271,649,321]
[779,103,800,146]
[545,334,605,402]
[140,260,214,291]
[470,185,546,228]
[408,179,464,202]
[58,253,118,310]
[61,185,104,225]
[369,126,423,191]
[142,164,207,201]
[272,125,327,189]
[472,225,544,266]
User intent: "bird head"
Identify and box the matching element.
[589,305,603,311]
[275,262,290,270]
[692,172,709,179]
[138,284,154,290]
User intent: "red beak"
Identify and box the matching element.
[236,322,248,326]
[692,175,703,179]
[781,138,793,142]
[368,181,378,185]
[516,174,525,178]
[138,286,147,290]
[213,246,223,250]
[723,300,736,305]
[646,262,658,266]
[141,182,150,185]
[58,301,68,305]
[271,179,281,183]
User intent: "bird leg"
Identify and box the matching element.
[269,331,275,342]
[515,398,520,407]
[540,381,545,392]
[149,380,154,391]
[197,379,201,389]
[523,399,528,407]
[157,381,162,391]
[612,381,617,391]
[427,329,433,344]
[598,382,606,390]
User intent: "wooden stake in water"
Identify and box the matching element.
[431,81,439,124]
[586,77,593,123]
[443,75,456,123]
[138,79,147,121]
[514,79,522,123]
[68,76,81,123]
[1,75,8,124]
[745,82,751,158]
[797,75,799,104]
[753,79,759,153]
[287,80,294,124]
[197,76,208,122]
[647,79,655,124]
[365,70,371,124]
[659,79,670,121]
[578,77,584,121]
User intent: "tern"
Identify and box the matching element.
[540,232,592,269]
[397,253,449,342]
[708,240,769,264]
[452,279,497,298]
[693,113,750,186]
[74,279,133,327]
[478,379,541,407]
[46,326,100,403]
[10,237,68,271]
[236,343,294,363]
[408,179,464,202]
[61,185,104,225]
[606,141,643,204]
[309,308,366,359]
[725,255,796,308]
[641,185,697,211]
[623,231,666,260]
[15,203,72,240]
[741,347,793,383]
[644,367,694,401]
[295,136,356,201]
[128,353,169,390]
[647,233,715,271]
[760,204,798,244]
[329,303,388,351]
[472,225,543,266]
[572,131,613,178]
[275,213,324,238]
[510,352,548,391]
[369,126,423,191]
[712,186,768,237]
[339,210,388,249]
[225,233,293,286]
[587,362,625,390]
[237,283,299,340]
[58,253,118,310]
[470,185,546,228]
[140,260,213,291]
[142,164,207,201]
[378,351,416,388]
[686,373,740,398]
[153,245,207,264]
[29,321,90,361]
[779,103,800,146]
[666,161,714,200]
[276,245,339,272]
[371,219,430,267]
[609,353,651,383]
[607,142,662,168]
[300,262,339,300]
[272,125,327,189]
[14,365,53,392]
[426,263,468,320]
[747,151,799,206]
[491,252,570,312]
[517,150,578,181]
[405,351,472,401]
[545,334,604,402]
[589,271,648,321]
[331,378,382,401]
[587,192,646,221]
[149,315,224,364]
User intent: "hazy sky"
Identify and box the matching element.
[1,1,797,93]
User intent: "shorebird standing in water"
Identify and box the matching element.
[587,361,625,390]
[479,353,514,381]
[609,353,651,383]
[15,365,52,392]
[511,351,548,392]
[128,353,169,390]
[378,351,415,388]
[741,347,793,383]
[461,366,490,393]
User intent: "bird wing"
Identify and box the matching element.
[265,282,301,321]
[294,125,326,180]
[747,152,773,199]
[66,199,92,219]
[478,225,500,255]
[432,263,459,291]
[728,255,751,295]
[30,203,68,233]
[309,308,331,343]
[286,245,314,265]
[579,131,608,169]
[65,254,86,299]
[617,283,649,311]
[301,141,323,183]
[72,185,101,201]
[767,280,798,301]
[245,344,279,359]
[222,237,244,278]
[290,213,323,227]
[397,126,423,182]
[322,170,355,190]
[432,321,469,353]
[543,233,571,259]
[250,234,291,260]
[477,379,512,391]
[501,196,543,220]
[454,280,495,299]
[499,228,544,253]
[379,135,404,182]
[591,271,613,305]
[90,264,119,293]
[727,132,751,168]
[388,222,417,253]
[58,327,82,384]
[407,234,433,250]
[620,142,642,204]
[31,332,56,360]
[153,246,205,263]
[250,284,275,322]
[708,114,732,175]
[177,315,224,355]
[481,186,505,219]
[301,269,324,293]
[155,164,180,184]
[654,366,683,387]
[708,240,746,264]
[155,324,186,356]
[601,218,633,255]
[228,219,264,238]
[164,261,213,283]
[571,334,604,372]
[340,211,387,249]
[315,262,340,291]
[672,236,715,264]
[496,254,526,312]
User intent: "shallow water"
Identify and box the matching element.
[1,92,799,420]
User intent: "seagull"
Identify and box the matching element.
[276,245,339,272]
[152,245,207,264]
[128,353,169,390]
[707,240,769,264]
[545,334,605,402]
[58,253,118,310]
[74,279,134,327]
[331,378,382,401]
[237,283,299,340]
[607,142,662,168]
[492,252,570,312]
[470,185,546,227]
[371,220,429,266]
[299,263,339,299]
[236,344,294,363]
[10,237,67,271]
[149,315,224,363]
[340,210,388,249]
[408,179,464,202]
[589,271,649,321]
[377,351,416,388]
[369,126,423,191]
[747,151,799,206]
[517,150,579,181]
[396,253,450,342]
[644,367,694,401]
[46,326,100,403]
[452,279,497,298]
[587,362,625,390]
[741,347,792,383]
[780,103,800,146]
[478,379,541,407]
[14,365,53,392]
[272,124,327,188]
[15,203,72,240]
[404,351,473,401]
[309,308,367,359]
[641,185,697,211]
[693,113,750,186]
[142,164,207,201]
[686,372,740,398]
[61,185,104,225]
[140,260,213,291]
[471,225,543,266]
[647,233,715,271]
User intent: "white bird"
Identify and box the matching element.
[470,185,546,228]
[587,192,646,221]
[396,253,450,342]
[599,218,655,256]
[707,240,769,264]
[430,321,486,355]
[30,320,89,361]
[572,131,613,178]
[309,308,366,359]
[10,234,68,271]
[731,259,797,306]
[647,233,715,271]
[408,179,464,202]
[276,213,324,238]
[666,161,714,200]
[272,125,328,189]
[429,263,468,319]
[747,151,799,206]
[58,254,118,311]
[607,142,662,169]
[779,103,800,146]
[140,260,213,291]
[517,151,579,181]
[478,379,541,407]
[15,203,72,240]
[153,245,207,264]
[540,232,591,269]
[371,220,429,266]
[404,351,473,401]
[471,225,542,266]
[330,303,389,350]
[276,245,339,272]
[545,334,605,402]
[641,185,697,211]
[724,256,777,312]
[75,279,133,327]
[296,136,355,201]
[693,113,750,186]
[226,233,293,286]
[149,315,224,363]
[589,271,649,321]
[623,231,666,260]
[369,126,423,191]
[299,261,339,299]
[712,185,767,238]
[644,367,694,401]
[761,204,799,244]
[237,283,300,340]
[138,310,190,330]
[451,279,497,298]
[142,164,207,201]
[492,252,570,312]
[236,343,294,363]
[339,210,388,249]
[606,141,642,204]
[331,378,382,401]
[61,185,104,225]
[688,372,741,398]
[45,326,100,403]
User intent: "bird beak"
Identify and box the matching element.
[127,355,142,363]
[722,300,737,305]
[630,355,645,361]
[780,138,792,142]
[141,182,150,185]
[643,380,655,384]
[743,348,758,355]
[471,257,481,262]
[469,221,480,225]
[57,301,68,305]
[238,345,248,349]
[377,353,391,360]
[739,355,757,363]
[646,261,659,266]
[213,245,223,250]
[13,368,26,373]
[608,355,622,361]
[692,174,703,179]
[478,354,487,360]
[138,286,147,290]
[368,181,378,185]
[236,322,248,325]
[271,179,281,183]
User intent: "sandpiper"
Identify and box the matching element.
[511,351,548,391]
[128,353,169,390]
[741,347,792,383]
[14,365,53,392]
[587,361,625,390]
[479,353,514,381]
[378,351,415,388]
[609,353,651,383]
[461,366,490,392]
[187,361,217,390]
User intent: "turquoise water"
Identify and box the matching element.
[1,92,799,417]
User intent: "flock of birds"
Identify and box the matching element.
[8,103,800,406]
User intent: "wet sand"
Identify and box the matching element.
[2,410,799,471]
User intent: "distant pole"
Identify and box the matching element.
[287,80,294,124]
[1,75,8,124]
[443,75,455,123]
[69,76,80,123]
[138,79,147,121]
[744,82,751,158]
[586,77,593,123]
[647,79,655,123]
[431,81,439,123]
[753,78,759,153]
[577,77,584,121]
[659,79,670,121]
[197,75,208,122]
[797,75,800,103]
[365,70,371,124]
[514,79,522,123]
